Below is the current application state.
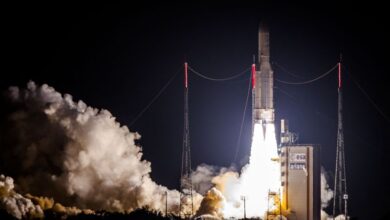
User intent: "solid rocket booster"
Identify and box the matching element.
[254,22,274,124]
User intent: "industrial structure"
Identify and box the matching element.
[180,62,194,217]
[279,120,321,220]
[280,144,321,220]
[332,61,349,218]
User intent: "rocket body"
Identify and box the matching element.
[254,23,274,125]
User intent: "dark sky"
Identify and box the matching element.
[2,2,389,219]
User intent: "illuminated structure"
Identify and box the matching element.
[280,144,321,220]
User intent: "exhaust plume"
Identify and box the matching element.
[195,123,281,219]
[0,81,201,215]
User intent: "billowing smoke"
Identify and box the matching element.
[195,187,225,218]
[320,168,347,220]
[191,164,237,196]
[321,167,333,208]
[191,165,240,219]
[195,123,281,219]
[0,174,43,219]
[321,210,347,220]
[0,174,95,219]
[0,81,202,217]
[320,167,341,220]
[191,164,218,196]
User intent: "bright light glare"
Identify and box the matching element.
[222,123,281,218]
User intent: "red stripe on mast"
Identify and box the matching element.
[251,64,256,89]
[184,62,188,88]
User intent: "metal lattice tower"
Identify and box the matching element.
[333,61,348,219]
[251,61,256,136]
[180,62,193,217]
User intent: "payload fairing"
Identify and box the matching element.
[253,23,274,126]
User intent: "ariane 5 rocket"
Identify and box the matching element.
[252,22,274,125]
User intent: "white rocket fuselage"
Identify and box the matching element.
[254,23,274,125]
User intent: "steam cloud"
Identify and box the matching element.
[0,174,43,219]
[0,81,346,219]
[321,167,333,209]
[0,81,201,217]
[320,168,346,220]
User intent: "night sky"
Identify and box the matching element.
[2,3,389,219]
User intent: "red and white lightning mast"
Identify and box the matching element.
[180,62,193,217]
[333,58,348,219]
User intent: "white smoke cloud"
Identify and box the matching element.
[191,164,237,196]
[320,170,347,220]
[334,214,347,220]
[321,167,334,208]
[320,167,335,219]
[0,81,202,214]
[0,81,346,219]
[0,174,44,219]
[191,164,217,196]
[321,210,346,220]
